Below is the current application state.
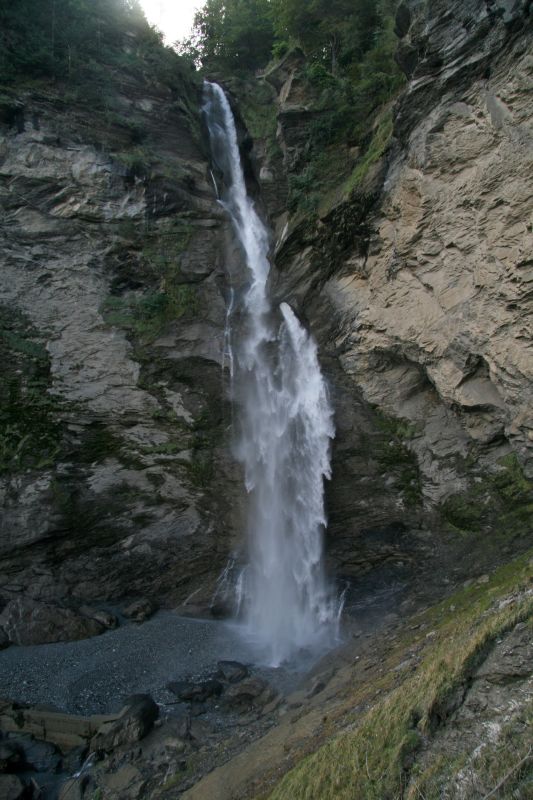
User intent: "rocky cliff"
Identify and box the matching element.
[0,51,246,636]
[237,0,533,596]
[0,0,531,645]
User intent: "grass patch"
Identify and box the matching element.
[268,552,533,800]
[343,108,393,196]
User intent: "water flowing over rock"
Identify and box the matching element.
[203,81,340,666]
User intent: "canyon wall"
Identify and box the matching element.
[0,0,531,636]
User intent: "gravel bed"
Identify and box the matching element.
[0,612,299,715]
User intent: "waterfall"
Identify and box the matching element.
[203,81,341,666]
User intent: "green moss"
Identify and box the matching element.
[440,494,484,532]
[343,108,393,196]
[0,307,63,474]
[113,146,154,177]
[439,453,533,535]
[101,285,197,343]
[141,442,181,456]
[184,404,224,488]
[186,455,215,488]
[75,423,123,465]
[238,80,278,141]
[141,218,194,275]
[373,409,422,506]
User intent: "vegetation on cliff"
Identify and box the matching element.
[179,0,404,218]
[0,0,195,106]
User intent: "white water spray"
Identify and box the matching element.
[203,82,341,666]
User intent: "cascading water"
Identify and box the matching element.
[203,81,341,666]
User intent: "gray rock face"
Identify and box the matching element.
[326,3,533,487]
[0,65,243,618]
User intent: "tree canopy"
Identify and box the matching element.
[178,0,275,73]
[0,0,161,83]
[179,0,400,77]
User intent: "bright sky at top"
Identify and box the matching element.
[139,0,205,45]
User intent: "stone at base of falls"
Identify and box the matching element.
[216,660,249,683]
[166,679,223,704]
[4,736,61,774]
[91,695,159,753]
[0,598,105,646]
[223,677,275,710]
[79,606,118,630]
[122,599,157,624]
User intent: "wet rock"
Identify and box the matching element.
[0,629,10,650]
[223,677,273,709]
[92,695,158,753]
[209,601,232,619]
[79,607,118,630]
[0,775,25,800]
[59,774,95,800]
[261,694,283,715]
[0,742,25,773]
[0,598,104,645]
[167,680,223,703]
[60,745,88,775]
[122,599,156,624]
[216,660,249,684]
[101,765,145,798]
[7,734,61,773]
[394,2,411,38]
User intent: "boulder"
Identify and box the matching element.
[0,742,25,773]
[0,775,25,800]
[0,598,105,645]
[216,661,249,684]
[122,599,156,623]
[166,680,223,703]
[92,695,158,753]
[223,677,274,709]
[7,734,61,773]
[79,607,118,630]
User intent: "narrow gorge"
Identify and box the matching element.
[0,0,531,798]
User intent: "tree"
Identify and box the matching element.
[178,0,275,74]
[270,0,382,73]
